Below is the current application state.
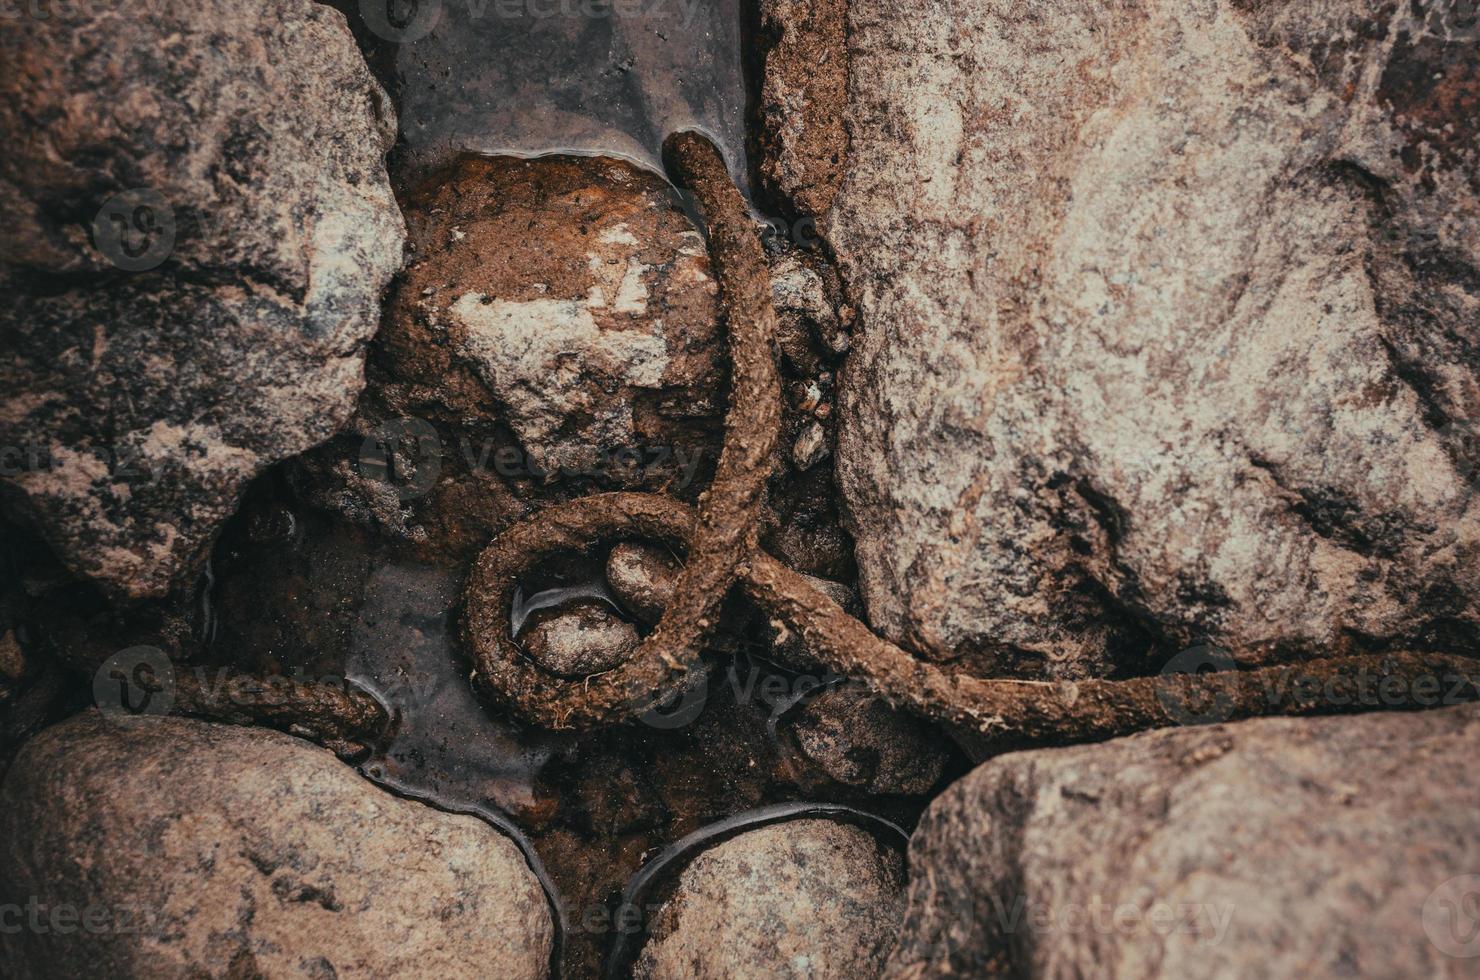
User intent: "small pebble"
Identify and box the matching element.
[791,685,949,795]
[635,819,904,979]
[605,542,681,624]
[791,422,829,471]
[0,629,27,695]
[519,599,638,678]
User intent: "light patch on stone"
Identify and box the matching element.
[612,258,650,314]
[449,291,670,471]
[137,420,256,476]
[598,222,640,246]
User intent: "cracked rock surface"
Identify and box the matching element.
[816,0,1479,676]
[0,711,553,980]
[0,0,405,602]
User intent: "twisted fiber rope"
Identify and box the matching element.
[461,132,1480,749]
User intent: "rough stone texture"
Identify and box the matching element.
[0,711,552,979]
[769,235,849,369]
[520,598,640,678]
[887,702,1480,978]
[607,541,682,624]
[290,154,724,558]
[0,0,405,601]
[384,154,723,479]
[828,0,1480,677]
[636,819,906,979]
[790,685,949,795]
[756,0,849,215]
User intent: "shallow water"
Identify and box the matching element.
[367,0,750,191]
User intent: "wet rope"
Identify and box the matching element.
[461,132,1480,750]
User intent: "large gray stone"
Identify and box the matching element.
[888,702,1480,978]
[0,0,404,600]
[822,0,1479,676]
[0,711,553,979]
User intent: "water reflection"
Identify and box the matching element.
[373,0,749,190]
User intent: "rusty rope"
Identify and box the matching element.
[461,132,1480,751]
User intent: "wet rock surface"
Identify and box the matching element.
[820,0,1480,676]
[187,493,939,978]
[376,0,750,192]
[636,819,906,979]
[0,711,553,980]
[889,703,1480,978]
[293,153,725,558]
[0,0,404,601]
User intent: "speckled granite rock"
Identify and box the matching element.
[888,702,1480,978]
[820,0,1479,676]
[607,541,682,624]
[0,711,553,979]
[0,0,404,601]
[636,819,905,979]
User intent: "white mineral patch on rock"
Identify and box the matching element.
[452,291,670,472]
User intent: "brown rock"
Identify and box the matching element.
[790,685,948,795]
[606,541,682,624]
[0,0,404,600]
[636,819,905,979]
[792,422,829,471]
[383,154,724,481]
[888,702,1480,978]
[291,153,724,555]
[756,0,850,216]
[823,0,1479,675]
[0,711,553,979]
[520,599,639,678]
